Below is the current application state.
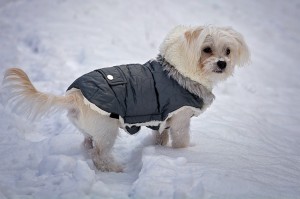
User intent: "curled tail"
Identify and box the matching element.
[1,68,74,120]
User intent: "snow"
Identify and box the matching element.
[0,0,300,198]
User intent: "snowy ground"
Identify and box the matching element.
[0,0,300,198]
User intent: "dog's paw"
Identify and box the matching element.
[171,142,189,148]
[106,163,123,173]
[92,153,123,172]
[154,130,169,146]
[171,139,189,148]
[94,161,123,173]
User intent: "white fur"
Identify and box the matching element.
[160,25,250,90]
[1,25,250,172]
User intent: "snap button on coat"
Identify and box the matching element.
[107,75,113,80]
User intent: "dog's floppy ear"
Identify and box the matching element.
[182,27,205,67]
[223,27,251,66]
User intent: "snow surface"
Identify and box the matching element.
[0,0,300,198]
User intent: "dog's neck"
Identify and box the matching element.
[157,55,215,107]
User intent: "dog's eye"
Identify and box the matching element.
[203,47,212,54]
[226,48,230,55]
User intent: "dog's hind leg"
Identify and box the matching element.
[71,111,122,172]
[67,92,122,172]
[89,116,123,172]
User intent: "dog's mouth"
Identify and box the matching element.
[213,69,224,73]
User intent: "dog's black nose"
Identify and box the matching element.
[217,61,227,69]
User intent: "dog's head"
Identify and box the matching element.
[159,25,250,90]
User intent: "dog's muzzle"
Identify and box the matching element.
[213,61,227,73]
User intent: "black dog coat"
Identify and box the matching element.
[67,60,204,134]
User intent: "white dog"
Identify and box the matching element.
[1,25,250,172]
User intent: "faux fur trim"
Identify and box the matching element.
[157,54,215,108]
[119,106,202,133]
[81,95,202,133]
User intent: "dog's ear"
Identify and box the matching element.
[184,27,206,46]
[222,27,251,66]
[182,27,205,67]
[184,28,202,44]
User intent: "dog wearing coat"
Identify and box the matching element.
[1,25,250,172]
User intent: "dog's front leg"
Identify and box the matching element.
[169,109,194,148]
[153,129,169,146]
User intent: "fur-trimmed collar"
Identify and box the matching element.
[157,54,215,108]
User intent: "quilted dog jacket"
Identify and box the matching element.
[67,60,204,134]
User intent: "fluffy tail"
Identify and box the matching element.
[1,68,74,120]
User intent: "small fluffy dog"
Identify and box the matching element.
[1,25,250,172]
